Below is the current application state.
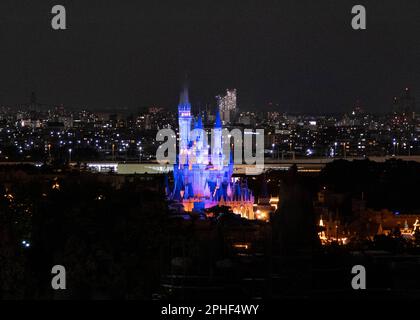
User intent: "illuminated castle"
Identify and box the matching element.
[167,85,254,219]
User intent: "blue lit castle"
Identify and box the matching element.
[167,85,255,219]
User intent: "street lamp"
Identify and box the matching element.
[68,148,72,163]
[342,142,347,159]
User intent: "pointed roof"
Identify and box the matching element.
[215,109,222,128]
[194,115,203,129]
[179,83,189,105]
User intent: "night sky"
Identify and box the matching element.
[0,0,420,113]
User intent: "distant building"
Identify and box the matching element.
[237,112,255,126]
[216,89,237,125]
[148,106,164,114]
[254,177,279,221]
[393,87,416,118]
[349,209,420,240]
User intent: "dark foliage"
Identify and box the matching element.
[0,173,168,299]
[319,159,420,212]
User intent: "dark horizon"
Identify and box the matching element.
[1,0,420,112]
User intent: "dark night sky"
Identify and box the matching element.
[0,0,420,113]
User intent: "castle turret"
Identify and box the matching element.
[193,115,205,164]
[178,84,192,153]
[212,109,223,168]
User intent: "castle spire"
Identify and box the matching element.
[214,109,222,128]
[195,115,203,129]
[178,80,192,152]
[179,82,189,105]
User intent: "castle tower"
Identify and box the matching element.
[212,109,223,168]
[178,84,192,155]
[193,115,205,164]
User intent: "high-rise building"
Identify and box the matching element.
[216,89,237,125]
[393,87,416,117]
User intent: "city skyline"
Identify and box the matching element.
[2,1,420,305]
